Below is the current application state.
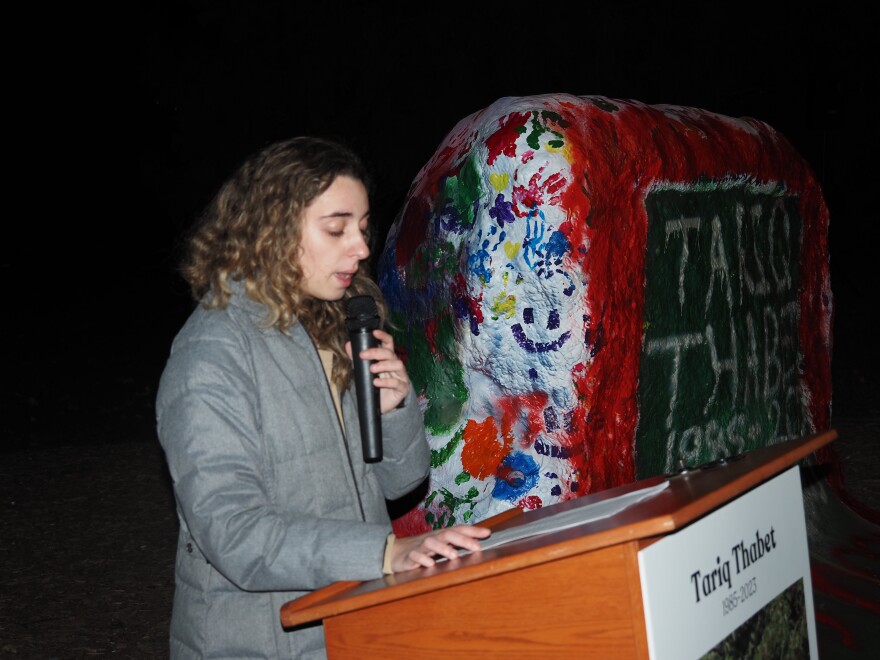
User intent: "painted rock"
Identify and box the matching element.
[378,94,832,534]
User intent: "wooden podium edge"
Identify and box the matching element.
[280,429,837,628]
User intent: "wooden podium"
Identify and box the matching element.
[280,430,836,659]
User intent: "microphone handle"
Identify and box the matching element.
[350,328,382,462]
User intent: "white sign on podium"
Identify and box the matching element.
[638,465,817,659]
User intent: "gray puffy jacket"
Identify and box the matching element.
[156,285,430,658]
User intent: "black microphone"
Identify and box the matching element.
[345,295,383,463]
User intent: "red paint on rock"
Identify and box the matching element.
[486,111,530,165]
[525,97,831,492]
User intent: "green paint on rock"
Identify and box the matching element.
[636,184,807,477]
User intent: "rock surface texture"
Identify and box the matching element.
[379,94,832,533]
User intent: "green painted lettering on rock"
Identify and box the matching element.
[636,184,808,477]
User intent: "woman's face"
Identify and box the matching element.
[297,175,370,301]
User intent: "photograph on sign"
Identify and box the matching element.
[700,578,809,658]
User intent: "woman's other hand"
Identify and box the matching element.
[389,525,491,573]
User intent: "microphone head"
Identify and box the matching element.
[345,295,380,331]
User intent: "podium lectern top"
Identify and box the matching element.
[281,430,836,631]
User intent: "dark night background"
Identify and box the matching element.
[7,2,876,453]
[5,3,879,488]
[1,3,878,656]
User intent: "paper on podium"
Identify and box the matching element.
[473,481,669,552]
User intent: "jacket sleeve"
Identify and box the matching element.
[371,389,431,500]
[156,329,391,592]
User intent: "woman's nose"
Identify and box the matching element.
[352,233,370,259]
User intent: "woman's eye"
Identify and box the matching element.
[327,230,344,237]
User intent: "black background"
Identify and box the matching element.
[6,2,877,450]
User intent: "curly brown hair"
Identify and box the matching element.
[182,136,386,389]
